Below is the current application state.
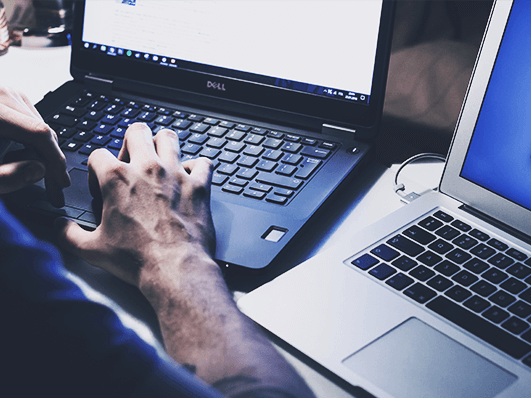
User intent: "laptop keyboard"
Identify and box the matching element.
[350,210,531,368]
[47,91,339,206]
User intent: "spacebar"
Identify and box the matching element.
[426,296,531,359]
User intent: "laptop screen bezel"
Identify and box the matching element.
[69,1,395,133]
[440,0,531,238]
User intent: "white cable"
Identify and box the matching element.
[393,152,446,202]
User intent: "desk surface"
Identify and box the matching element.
[0,45,444,398]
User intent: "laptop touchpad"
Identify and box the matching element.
[342,318,516,398]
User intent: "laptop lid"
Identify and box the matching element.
[70,0,395,139]
[440,0,531,239]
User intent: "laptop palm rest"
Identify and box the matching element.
[342,318,516,398]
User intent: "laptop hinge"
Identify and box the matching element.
[460,204,531,246]
[321,124,357,140]
[85,75,114,95]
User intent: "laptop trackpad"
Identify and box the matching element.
[63,168,92,212]
[343,318,516,398]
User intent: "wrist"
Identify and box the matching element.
[137,243,222,312]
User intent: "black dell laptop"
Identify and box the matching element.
[9,0,395,270]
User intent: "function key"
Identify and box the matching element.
[302,137,317,146]
[204,117,220,125]
[268,131,284,139]
[188,114,204,122]
[142,104,157,112]
[319,142,336,150]
[451,219,471,232]
[126,101,141,109]
[156,108,173,116]
[487,238,509,252]
[220,121,235,129]
[469,228,490,241]
[284,134,301,142]
[235,124,251,132]
[433,210,453,223]
[251,127,267,135]
[173,110,188,119]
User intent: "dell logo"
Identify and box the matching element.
[207,81,226,91]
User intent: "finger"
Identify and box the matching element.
[87,148,124,199]
[17,90,43,120]
[153,129,183,171]
[120,123,157,166]
[0,104,70,189]
[55,217,101,262]
[0,160,45,194]
[183,157,214,187]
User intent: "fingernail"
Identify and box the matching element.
[23,162,46,183]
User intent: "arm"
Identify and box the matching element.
[56,123,316,398]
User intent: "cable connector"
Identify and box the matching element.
[400,192,421,204]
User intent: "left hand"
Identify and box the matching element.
[0,87,70,206]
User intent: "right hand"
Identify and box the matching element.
[55,123,216,286]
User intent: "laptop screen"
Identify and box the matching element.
[80,0,383,106]
[460,0,531,211]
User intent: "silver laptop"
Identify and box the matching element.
[238,1,531,397]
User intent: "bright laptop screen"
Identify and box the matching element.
[81,0,383,105]
[461,0,531,211]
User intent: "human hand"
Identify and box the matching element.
[55,123,216,286]
[0,86,70,206]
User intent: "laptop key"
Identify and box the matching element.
[369,264,396,280]
[256,173,303,190]
[403,283,437,304]
[445,285,472,302]
[489,291,516,308]
[471,280,497,297]
[483,306,510,323]
[392,256,417,271]
[463,295,490,313]
[502,317,530,335]
[351,253,379,270]
[295,158,321,179]
[418,216,443,231]
[508,262,531,279]
[387,235,424,257]
[403,225,436,245]
[386,273,414,291]
[427,296,531,359]
[370,244,399,261]
[427,275,453,292]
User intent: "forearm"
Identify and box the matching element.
[139,247,316,398]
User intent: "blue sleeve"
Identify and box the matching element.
[0,200,224,398]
